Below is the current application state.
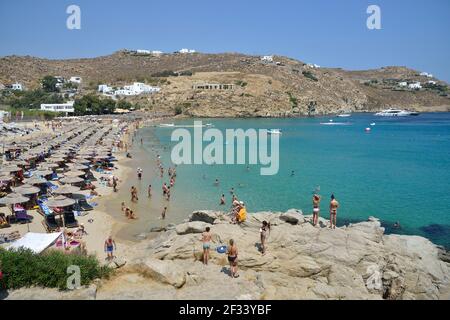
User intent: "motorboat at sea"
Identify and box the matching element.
[337,113,351,118]
[374,109,419,117]
[159,123,175,127]
[267,129,282,135]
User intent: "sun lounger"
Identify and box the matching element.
[37,200,53,216]
[63,211,79,228]
[42,214,59,232]
[77,198,94,211]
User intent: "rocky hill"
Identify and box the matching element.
[4,210,450,300]
[1,51,449,117]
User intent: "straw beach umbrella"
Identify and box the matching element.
[53,185,81,195]
[0,193,29,205]
[64,170,85,177]
[46,195,76,208]
[24,176,48,185]
[33,170,53,177]
[13,184,40,195]
[60,176,84,184]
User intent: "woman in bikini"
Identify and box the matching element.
[201,227,212,265]
[312,194,321,226]
[227,239,239,278]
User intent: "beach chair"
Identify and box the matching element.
[63,211,79,228]
[37,199,53,217]
[42,214,59,232]
[77,198,94,211]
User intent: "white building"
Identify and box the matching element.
[40,101,75,113]
[151,50,163,56]
[69,76,82,84]
[420,72,433,78]
[307,64,321,69]
[11,83,23,91]
[113,82,161,96]
[137,49,151,54]
[427,80,437,85]
[179,48,196,54]
[98,84,113,93]
[398,81,408,87]
[408,82,422,90]
[0,110,10,121]
[261,55,274,62]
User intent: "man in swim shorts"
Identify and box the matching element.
[201,227,212,265]
[329,194,339,229]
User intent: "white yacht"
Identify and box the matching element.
[337,113,351,118]
[374,109,413,117]
[268,129,282,135]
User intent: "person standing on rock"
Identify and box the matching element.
[227,239,239,278]
[104,236,117,261]
[161,207,167,220]
[329,194,339,229]
[201,227,212,265]
[312,194,321,226]
[260,221,271,255]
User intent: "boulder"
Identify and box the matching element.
[175,221,211,235]
[279,209,304,224]
[189,210,222,224]
[133,258,186,288]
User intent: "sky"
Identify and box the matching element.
[0,0,449,82]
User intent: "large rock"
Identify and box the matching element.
[5,285,97,300]
[130,258,186,288]
[176,221,211,235]
[189,210,222,224]
[279,209,304,225]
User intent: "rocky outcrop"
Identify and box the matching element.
[114,210,450,300]
[5,210,450,300]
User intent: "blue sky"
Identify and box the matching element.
[0,0,449,82]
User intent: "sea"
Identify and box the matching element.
[111,113,450,249]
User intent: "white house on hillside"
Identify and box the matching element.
[114,82,161,96]
[137,49,151,54]
[420,72,433,78]
[261,55,274,62]
[69,76,82,84]
[408,82,422,89]
[179,48,196,54]
[151,50,163,56]
[98,84,113,93]
[41,101,75,113]
[11,83,23,91]
[398,81,408,87]
[427,80,437,85]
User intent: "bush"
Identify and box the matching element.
[235,80,248,87]
[0,248,112,290]
[287,92,298,108]
[302,71,318,82]
[0,89,64,109]
[152,70,179,77]
[174,106,183,115]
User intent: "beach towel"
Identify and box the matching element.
[237,208,247,222]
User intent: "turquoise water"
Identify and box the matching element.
[139,113,450,248]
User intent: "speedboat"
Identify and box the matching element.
[267,129,282,135]
[337,113,351,118]
[159,123,175,127]
[374,109,412,117]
